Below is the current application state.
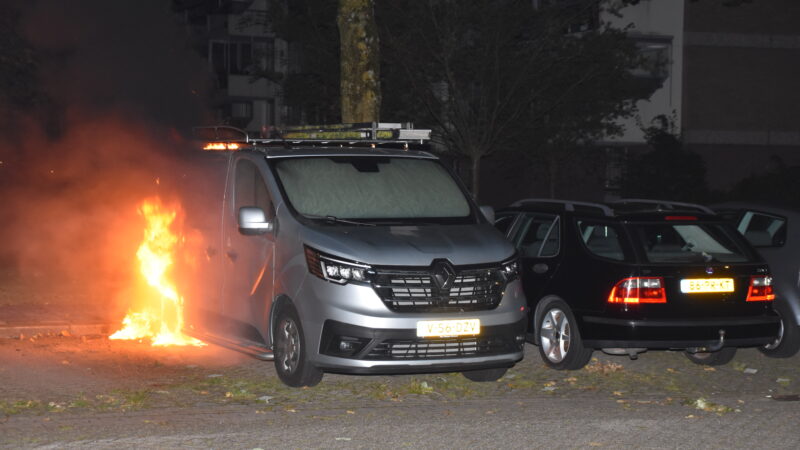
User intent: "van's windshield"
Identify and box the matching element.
[273,156,474,224]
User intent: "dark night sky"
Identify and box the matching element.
[16,0,212,130]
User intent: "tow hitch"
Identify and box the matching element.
[687,329,726,353]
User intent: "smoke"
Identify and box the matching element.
[0,0,216,314]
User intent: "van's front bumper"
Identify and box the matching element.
[294,275,528,373]
[579,313,781,349]
[314,318,526,374]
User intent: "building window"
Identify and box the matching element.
[632,38,671,81]
[229,42,253,75]
[209,38,277,78]
[231,101,253,119]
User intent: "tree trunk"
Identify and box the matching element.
[337,0,381,123]
[471,154,481,200]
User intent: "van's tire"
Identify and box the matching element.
[273,304,323,387]
[537,299,593,370]
[462,367,507,382]
[684,347,737,366]
[759,301,800,358]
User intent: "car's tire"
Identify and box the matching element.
[684,347,737,366]
[273,304,323,387]
[537,299,593,370]
[462,367,508,382]
[759,301,800,358]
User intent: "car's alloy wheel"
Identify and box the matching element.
[763,319,784,351]
[759,301,800,358]
[273,305,323,387]
[537,299,593,370]
[541,308,571,363]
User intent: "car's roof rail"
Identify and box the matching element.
[510,198,613,216]
[611,198,715,214]
[193,122,431,150]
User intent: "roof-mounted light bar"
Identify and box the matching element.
[192,123,431,151]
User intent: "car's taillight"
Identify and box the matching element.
[746,276,775,302]
[608,277,667,304]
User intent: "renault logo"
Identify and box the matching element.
[432,261,457,291]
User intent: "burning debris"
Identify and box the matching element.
[110,197,203,347]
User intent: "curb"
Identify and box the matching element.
[0,322,112,339]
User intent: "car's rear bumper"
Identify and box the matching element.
[579,314,781,349]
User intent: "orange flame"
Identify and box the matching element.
[110,197,204,347]
[203,142,241,151]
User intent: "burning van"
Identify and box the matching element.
[182,123,527,387]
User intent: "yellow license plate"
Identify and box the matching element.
[416,319,480,338]
[680,278,735,293]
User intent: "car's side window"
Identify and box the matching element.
[517,214,559,258]
[577,220,625,261]
[737,211,787,247]
[493,214,516,237]
[234,159,274,220]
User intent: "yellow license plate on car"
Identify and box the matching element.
[680,278,735,293]
[416,319,480,338]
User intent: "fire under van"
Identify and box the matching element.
[182,123,527,387]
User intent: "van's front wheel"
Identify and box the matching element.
[273,305,323,387]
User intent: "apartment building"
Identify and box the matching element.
[605,0,800,191]
[172,0,288,134]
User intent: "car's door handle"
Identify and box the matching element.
[226,251,237,262]
[532,263,549,274]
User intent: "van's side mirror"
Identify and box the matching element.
[238,207,273,235]
[479,205,495,224]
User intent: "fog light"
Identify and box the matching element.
[326,335,369,358]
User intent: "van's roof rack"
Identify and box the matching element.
[610,198,715,214]
[510,199,613,216]
[193,122,431,150]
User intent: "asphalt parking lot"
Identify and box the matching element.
[1,268,799,448]
[1,331,799,449]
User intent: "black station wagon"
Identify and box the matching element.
[495,199,781,370]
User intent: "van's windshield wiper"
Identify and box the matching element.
[304,214,375,226]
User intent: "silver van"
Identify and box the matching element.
[183,124,527,387]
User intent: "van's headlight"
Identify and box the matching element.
[500,256,519,283]
[305,246,372,284]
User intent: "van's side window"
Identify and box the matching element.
[517,214,559,258]
[235,160,273,219]
[737,211,787,247]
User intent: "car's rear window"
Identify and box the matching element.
[630,222,751,263]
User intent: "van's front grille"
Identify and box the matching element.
[371,265,505,312]
[365,336,515,360]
